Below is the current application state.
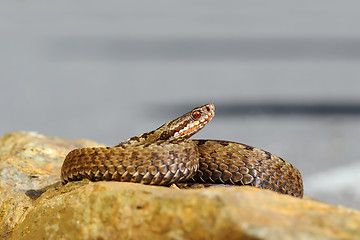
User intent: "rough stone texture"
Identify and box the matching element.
[0,132,103,190]
[0,132,103,238]
[1,132,360,240]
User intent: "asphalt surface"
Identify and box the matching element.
[1,0,360,209]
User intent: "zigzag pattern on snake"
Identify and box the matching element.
[61,103,303,198]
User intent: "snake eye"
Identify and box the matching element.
[192,110,201,119]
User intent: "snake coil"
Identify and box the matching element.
[61,103,303,198]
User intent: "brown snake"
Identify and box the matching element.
[61,103,303,198]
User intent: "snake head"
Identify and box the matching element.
[121,103,215,145]
[165,103,215,140]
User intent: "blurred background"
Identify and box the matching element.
[1,0,359,209]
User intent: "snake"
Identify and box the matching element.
[61,103,303,198]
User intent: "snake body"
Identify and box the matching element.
[61,104,303,198]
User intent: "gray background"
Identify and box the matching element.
[1,0,360,209]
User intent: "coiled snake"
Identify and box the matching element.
[61,103,303,198]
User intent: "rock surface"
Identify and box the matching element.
[1,132,360,240]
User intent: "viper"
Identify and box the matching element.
[61,103,303,198]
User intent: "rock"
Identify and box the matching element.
[1,132,360,240]
[0,186,33,239]
[0,132,103,190]
[0,131,103,239]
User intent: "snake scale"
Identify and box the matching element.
[61,103,303,198]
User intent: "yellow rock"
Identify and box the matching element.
[1,132,360,240]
